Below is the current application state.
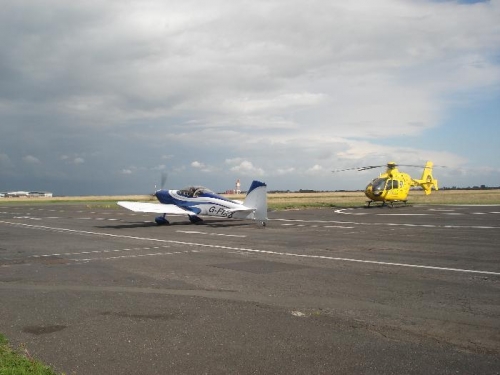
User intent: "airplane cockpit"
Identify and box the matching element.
[178,186,213,198]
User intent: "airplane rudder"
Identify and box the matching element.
[243,180,267,220]
[247,180,267,196]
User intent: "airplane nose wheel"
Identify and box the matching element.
[155,215,169,225]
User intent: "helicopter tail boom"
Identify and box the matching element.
[412,161,438,195]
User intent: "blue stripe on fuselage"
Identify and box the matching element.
[155,190,234,215]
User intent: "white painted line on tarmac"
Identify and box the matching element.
[334,209,367,215]
[1,220,499,276]
[272,218,358,225]
[9,245,174,262]
[73,249,197,262]
[377,214,429,216]
[275,217,499,229]
[323,225,354,229]
[176,230,246,238]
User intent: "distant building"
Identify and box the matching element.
[0,191,53,198]
[28,191,53,198]
[224,179,242,195]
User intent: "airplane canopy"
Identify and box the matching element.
[178,186,214,198]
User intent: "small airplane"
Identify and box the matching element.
[118,180,268,225]
[333,161,439,206]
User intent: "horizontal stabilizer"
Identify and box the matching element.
[229,207,256,219]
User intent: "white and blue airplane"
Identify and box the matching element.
[117,180,268,226]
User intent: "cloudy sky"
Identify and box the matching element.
[1,0,499,195]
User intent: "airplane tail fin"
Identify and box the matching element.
[242,180,268,221]
[413,161,438,195]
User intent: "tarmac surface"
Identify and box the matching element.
[0,203,499,374]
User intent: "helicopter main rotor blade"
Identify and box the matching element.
[396,164,447,168]
[332,165,382,173]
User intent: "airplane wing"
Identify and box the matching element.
[117,201,191,215]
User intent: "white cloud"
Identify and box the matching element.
[306,165,325,175]
[190,160,217,173]
[0,0,498,194]
[277,167,295,175]
[227,160,265,177]
[191,161,204,169]
[23,155,41,164]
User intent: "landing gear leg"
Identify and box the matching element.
[155,214,169,225]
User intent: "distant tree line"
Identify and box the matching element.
[440,185,500,190]
[268,185,500,194]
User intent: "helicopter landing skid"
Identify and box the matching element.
[365,200,409,208]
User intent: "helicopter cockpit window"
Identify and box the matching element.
[371,178,387,192]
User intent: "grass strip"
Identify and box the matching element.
[0,333,61,375]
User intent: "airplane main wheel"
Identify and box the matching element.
[189,215,203,224]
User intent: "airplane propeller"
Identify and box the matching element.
[154,172,168,195]
[160,172,168,189]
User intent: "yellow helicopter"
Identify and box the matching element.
[333,161,439,206]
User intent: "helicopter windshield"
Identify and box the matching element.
[369,178,387,192]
